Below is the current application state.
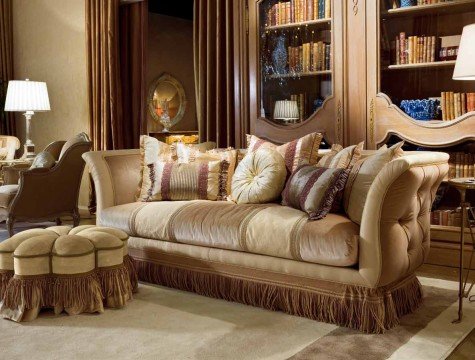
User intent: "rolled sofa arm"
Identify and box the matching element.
[83,149,141,216]
[359,152,449,288]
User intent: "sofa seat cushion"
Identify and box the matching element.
[0,184,18,208]
[100,200,359,267]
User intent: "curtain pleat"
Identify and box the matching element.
[119,1,147,149]
[194,0,236,148]
[85,0,147,213]
[0,0,15,136]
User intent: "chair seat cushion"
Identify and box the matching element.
[100,200,359,267]
[0,185,18,208]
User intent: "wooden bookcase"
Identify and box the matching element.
[248,0,344,145]
[366,0,475,269]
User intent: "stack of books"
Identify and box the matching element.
[266,0,331,26]
[395,33,436,65]
[448,152,475,178]
[288,42,331,73]
[290,93,307,121]
[441,92,475,120]
[430,209,465,227]
[439,35,461,61]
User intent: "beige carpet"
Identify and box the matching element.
[0,277,473,360]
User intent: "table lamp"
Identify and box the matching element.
[453,24,475,80]
[4,79,50,158]
[274,100,299,123]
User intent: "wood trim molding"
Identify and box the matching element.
[375,93,475,148]
[352,0,359,15]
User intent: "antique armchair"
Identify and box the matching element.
[0,135,20,160]
[0,134,91,236]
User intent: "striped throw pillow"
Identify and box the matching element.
[246,132,323,172]
[282,165,350,220]
[328,142,364,169]
[317,144,344,168]
[138,160,228,202]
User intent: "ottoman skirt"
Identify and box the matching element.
[0,226,134,322]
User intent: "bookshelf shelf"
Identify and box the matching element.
[386,60,456,70]
[383,0,475,18]
[265,18,331,31]
[266,70,332,79]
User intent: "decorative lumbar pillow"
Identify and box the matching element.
[30,151,56,169]
[173,145,237,196]
[317,144,344,168]
[246,132,323,172]
[231,148,287,204]
[344,141,404,224]
[136,135,218,200]
[138,160,227,202]
[328,141,364,169]
[175,141,217,162]
[282,166,350,220]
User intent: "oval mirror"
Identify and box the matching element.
[148,73,187,131]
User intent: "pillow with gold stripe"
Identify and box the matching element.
[246,132,323,172]
[138,160,228,202]
[175,145,238,196]
[343,141,404,224]
[282,165,350,220]
[328,142,364,169]
[137,135,219,201]
[317,144,344,168]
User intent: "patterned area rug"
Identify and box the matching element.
[0,276,473,359]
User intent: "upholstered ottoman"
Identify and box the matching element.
[0,225,137,322]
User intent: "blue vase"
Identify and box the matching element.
[272,36,288,75]
[400,0,415,7]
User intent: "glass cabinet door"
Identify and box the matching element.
[258,0,333,125]
[379,0,475,122]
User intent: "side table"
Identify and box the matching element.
[0,159,32,185]
[448,177,475,323]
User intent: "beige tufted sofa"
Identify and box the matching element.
[84,149,448,333]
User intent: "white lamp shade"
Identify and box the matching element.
[453,24,475,80]
[4,80,51,112]
[274,100,299,120]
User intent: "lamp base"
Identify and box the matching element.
[21,143,36,159]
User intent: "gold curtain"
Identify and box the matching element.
[119,1,148,149]
[85,0,122,151]
[0,0,15,135]
[194,0,236,148]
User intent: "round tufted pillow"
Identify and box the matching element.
[231,148,287,204]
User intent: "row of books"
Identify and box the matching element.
[290,94,307,121]
[266,0,331,26]
[288,42,331,73]
[448,152,475,179]
[391,0,455,8]
[395,33,436,65]
[430,208,466,227]
[441,92,475,121]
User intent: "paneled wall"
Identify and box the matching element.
[12,0,89,209]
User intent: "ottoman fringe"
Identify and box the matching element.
[2,276,53,310]
[0,270,14,299]
[52,273,104,315]
[123,255,139,293]
[135,259,423,334]
[97,264,133,308]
